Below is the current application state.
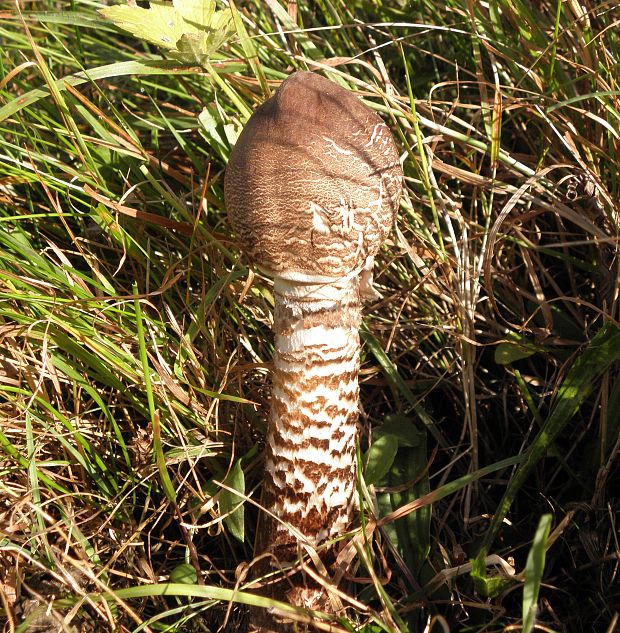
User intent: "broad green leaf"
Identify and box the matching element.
[170,563,198,584]
[372,417,429,576]
[175,20,231,64]
[198,106,228,151]
[365,434,398,486]
[523,514,552,633]
[99,0,233,65]
[380,414,422,448]
[176,3,234,61]
[389,426,430,574]
[220,459,245,543]
[99,3,186,50]
[174,0,215,26]
[176,31,210,62]
[495,341,538,365]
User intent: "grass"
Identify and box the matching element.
[0,0,619,631]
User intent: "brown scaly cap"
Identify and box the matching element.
[225,71,402,281]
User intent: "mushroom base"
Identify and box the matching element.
[251,277,362,631]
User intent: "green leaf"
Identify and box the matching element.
[177,0,234,60]
[523,514,552,633]
[198,106,229,152]
[495,341,538,365]
[99,3,186,50]
[482,323,620,551]
[174,20,231,65]
[372,418,429,576]
[471,549,513,598]
[175,31,209,61]
[99,0,233,65]
[220,459,245,543]
[380,414,422,448]
[365,434,398,486]
[174,0,216,26]
[388,422,430,574]
[169,563,198,584]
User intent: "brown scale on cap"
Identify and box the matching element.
[225,72,402,632]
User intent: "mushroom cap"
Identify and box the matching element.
[225,71,402,282]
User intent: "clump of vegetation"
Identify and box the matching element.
[0,1,618,631]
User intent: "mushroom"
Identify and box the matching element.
[225,71,402,629]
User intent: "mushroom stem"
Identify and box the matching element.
[254,275,361,624]
[224,71,402,630]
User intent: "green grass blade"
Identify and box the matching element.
[0,59,240,123]
[523,514,552,633]
[134,284,177,504]
[361,325,446,448]
[482,323,620,551]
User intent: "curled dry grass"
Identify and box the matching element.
[0,0,619,631]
